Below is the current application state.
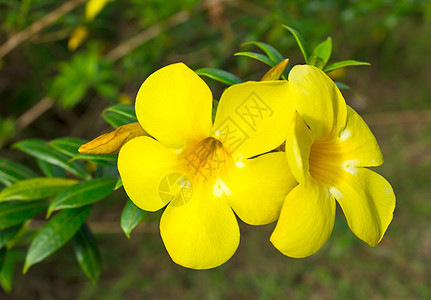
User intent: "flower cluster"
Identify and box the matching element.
[111,62,394,269]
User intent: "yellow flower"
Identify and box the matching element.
[118,63,296,269]
[270,65,396,258]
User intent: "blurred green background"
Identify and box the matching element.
[1,0,431,299]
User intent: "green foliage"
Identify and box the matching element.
[0,158,38,186]
[50,137,117,166]
[283,25,311,63]
[49,49,118,109]
[0,201,48,231]
[102,104,137,128]
[234,51,276,67]
[37,159,66,178]
[241,41,285,64]
[195,68,243,86]
[0,226,21,248]
[312,37,332,66]
[323,60,371,73]
[47,178,117,216]
[120,199,146,239]
[23,205,92,273]
[0,249,23,293]
[13,139,91,180]
[0,177,78,201]
[71,224,101,283]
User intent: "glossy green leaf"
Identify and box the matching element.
[114,177,122,190]
[0,177,78,202]
[71,153,117,166]
[23,205,92,274]
[241,41,284,63]
[0,158,38,186]
[312,37,332,66]
[71,224,101,283]
[49,137,87,157]
[195,68,243,86]
[37,159,66,177]
[0,201,48,230]
[13,139,91,180]
[47,178,117,216]
[323,60,371,73]
[234,52,276,67]
[120,199,146,239]
[103,104,137,128]
[283,25,310,63]
[0,226,21,248]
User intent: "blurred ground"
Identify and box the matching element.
[1,0,431,299]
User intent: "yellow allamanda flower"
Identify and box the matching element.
[118,63,296,269]
[270,65,396,257]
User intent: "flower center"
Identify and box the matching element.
[183,137,231,183]
[308,138,344,186]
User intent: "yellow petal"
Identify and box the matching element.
[285,112,315,185]
[225,152,297,225]
[331,168,395,247]
[160,183,239,269]
[136,63,213,149]
[79,122,147,154]
[270,179,335,258]
[288,65,347,138]
[213,80,293,159]
[336,106,383,167]
[118,136,182,211]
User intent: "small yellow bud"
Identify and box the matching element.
[79,122,148,155]
[261,58,289,81]
[85,0,114,21]
[68,26,89,51]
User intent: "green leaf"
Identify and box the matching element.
[0,249,23,293]
[234,52,276,67]
[120,199,146,239]
[0,158,38,186]
[37,159,66,178]
[0,177,78,202]
[195,68,243,86]
[0,225,21,248]
[50,137,117,166]
[308,56,326,69]
[283,25,311,63]
[103,104,137,128]
[47,178,117,216]
[23,205,92,274]
[241,41,284,64]
[49,137,87,157]
[71,224,101,283]
[312,37,332,66]
[71,153,117,167]
[323,60,371,73]
[13,139,91,180]
[0,201,48,230]
[114,177,122,190]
